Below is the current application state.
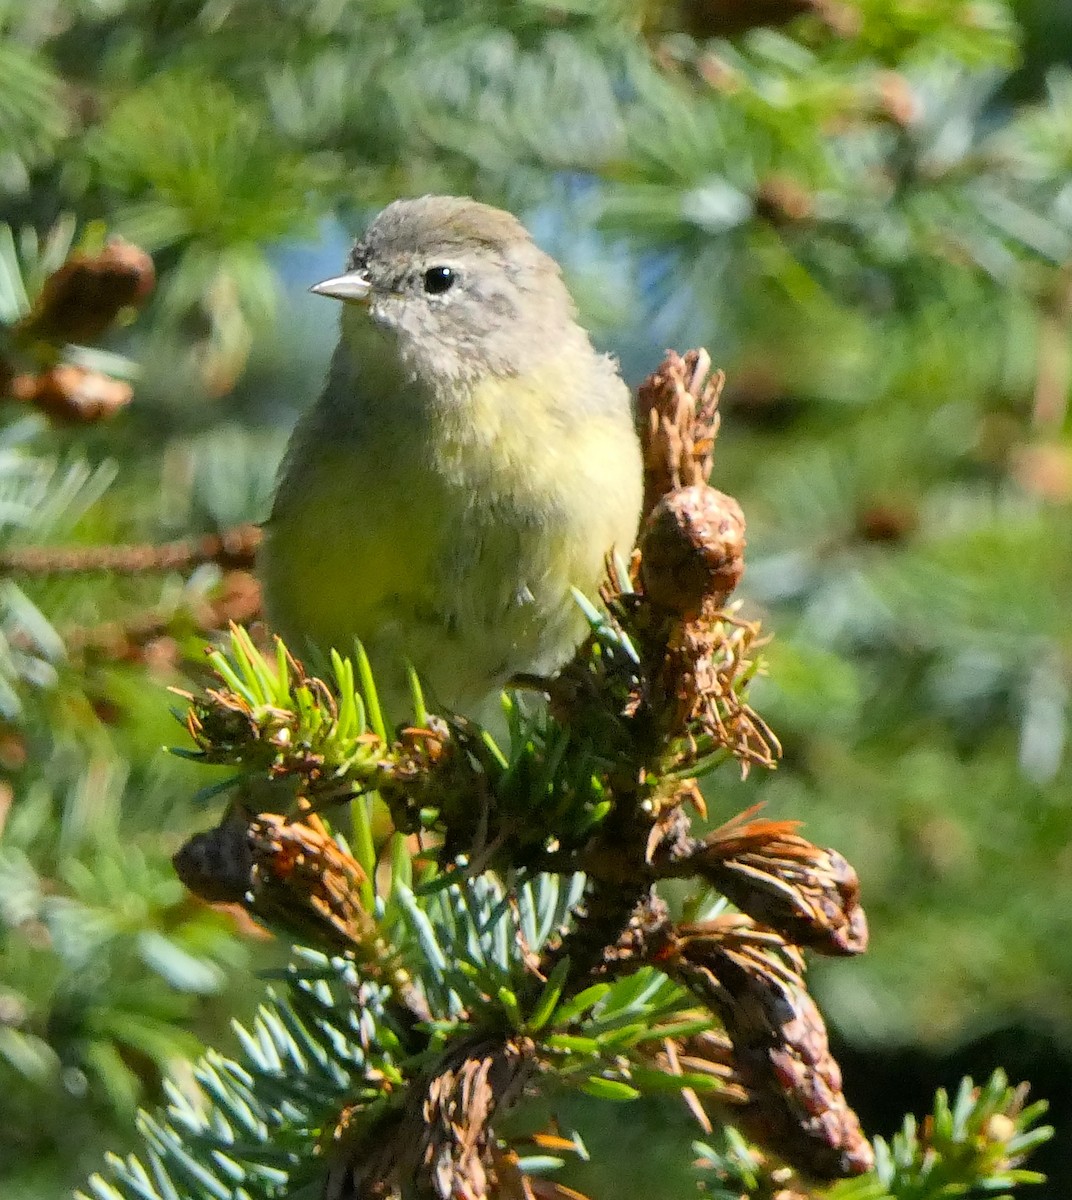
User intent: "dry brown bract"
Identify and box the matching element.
[173,809,370,952]
[663,916,874,1180]
[691,807,868,956]
[659,608,780,774]
[326,1037,537,1200]
[636,348,723,518]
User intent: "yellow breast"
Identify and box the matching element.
[262,353,642,714]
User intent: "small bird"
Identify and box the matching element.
[262,196,643,720]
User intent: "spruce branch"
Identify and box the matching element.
[85,349,1051,1200]
[166,348,853,1192]
[0,524,262,576]
[0,520,264,673]
[11,9,1072,1196]
[58,569,263,673]
[869,1071,1052,1196]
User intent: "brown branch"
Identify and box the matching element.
[0,523,261,576]
[62,570,262,666]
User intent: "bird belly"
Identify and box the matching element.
[263,371,641,718]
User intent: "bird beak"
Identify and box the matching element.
[310,271,372,305]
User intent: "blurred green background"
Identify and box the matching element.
[1,1,1071,1195]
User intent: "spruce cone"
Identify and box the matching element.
[174,809,373,954]
[665,917,874,1180]
[17,237,154,344]
[11,364,133,423]
[692,811,868,956]
[875,71,920,128]
[640,484,746,617]
[326,1036,537,1200]
[755,175,815,225]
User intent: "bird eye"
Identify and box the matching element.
[423,266,456,295]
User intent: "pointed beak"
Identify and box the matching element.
[310,271,372,304]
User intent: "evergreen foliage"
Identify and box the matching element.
[0,0,1070,1196]
[82,617,1053,1198]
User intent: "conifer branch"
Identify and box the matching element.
[84,349,1051,1200]
[0,523,262,576]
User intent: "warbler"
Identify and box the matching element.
[262,196,643,719]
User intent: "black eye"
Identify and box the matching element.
[423,266,456,295]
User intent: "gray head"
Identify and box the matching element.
[312,196,586,383]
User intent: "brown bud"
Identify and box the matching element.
[673,0,857,38]
[140,636,182,676]
[855,499,919,543]
[17,238,155,345]
[875,71,920,128]
[13,364,132,423]
[207,570,263,628]
[1011,443,1072,504]
[212,525,264,569]
[0,729,27,771]
[696,52,742,94]
[755,175,814,225]
[640,485,745,617]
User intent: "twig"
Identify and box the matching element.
[0,523,261,576]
